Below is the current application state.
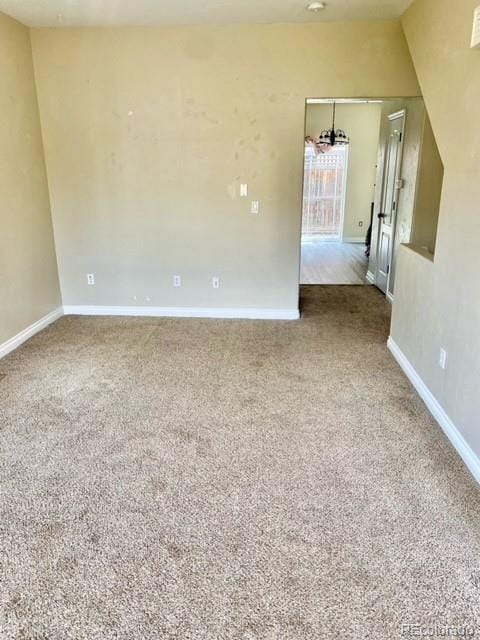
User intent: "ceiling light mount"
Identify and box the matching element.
[307,2,326,11]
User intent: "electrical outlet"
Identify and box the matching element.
[212,276,220,289]
[145,296,151,302]
[359,221,364,227]
[439,348,448,370]
[251,201,260,214]
[87,273,95,285]
[173,275,181,288]
[240,184,248,197]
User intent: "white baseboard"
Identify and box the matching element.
[0,307,64,360]
[343,237,366,244]
[388,337,480,486]
[63,305,300,320]
[366,270,375,284]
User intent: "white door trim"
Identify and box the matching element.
[338,144,349,242]
[374,108,407,294]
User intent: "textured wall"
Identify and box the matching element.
[392,0,480,454]
[410,113,443,254]
[305,103,382,241]
[0,12,60,345]
[31,22,419,311]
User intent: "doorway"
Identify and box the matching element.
[367,97,443,302]
[300,99,380,285]
[300,97,441,299]
[375,110,406,298]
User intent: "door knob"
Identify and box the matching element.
[378,213,387,219]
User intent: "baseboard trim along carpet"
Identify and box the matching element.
[0,307,64,360]
[63,305,300,320]
[388,336,480,486]
[342,237,366,244]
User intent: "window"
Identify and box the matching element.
[302,145,348,239]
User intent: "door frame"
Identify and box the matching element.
[374,108,407,301]
[338,145,349,242]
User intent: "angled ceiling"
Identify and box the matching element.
[0,0,415,28]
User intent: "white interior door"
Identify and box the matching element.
[375,110,406,295]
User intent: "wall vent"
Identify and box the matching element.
[472,6,480,49]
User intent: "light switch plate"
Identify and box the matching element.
[439,348,448,370]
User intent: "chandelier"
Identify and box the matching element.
[318,101,350,147]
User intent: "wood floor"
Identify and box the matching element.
[300,238,369,285]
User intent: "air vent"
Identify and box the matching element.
[472,6,480,49]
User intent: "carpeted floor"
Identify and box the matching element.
[1,286,480,639]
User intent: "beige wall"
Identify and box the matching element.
[305,103,382,241]
[30,22,419,311]
[392,0,480,454]
[410,113,443,254]
[0,12,60,345]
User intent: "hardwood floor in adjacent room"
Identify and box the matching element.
[300,237,369,285]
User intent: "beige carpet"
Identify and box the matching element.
[1,286,480,639]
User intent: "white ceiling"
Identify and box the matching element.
[0,0,414,28]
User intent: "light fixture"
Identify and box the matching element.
[318,101,350,147]
[306,2,326,11]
